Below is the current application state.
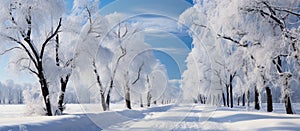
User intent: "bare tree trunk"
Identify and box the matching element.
[55,35,73,114]
[8,88,12,104]
[237,96,240,106]
[19,90,23,104]
[265,86,273,112]
[284,94,293,114]
[199,94,203,104]
[146,75,151,107]
[58,75,70,113]
[106,80,113,110]
[124,71,131,109]
[254,86,260,110]
[247,90,250,107]
[39,73,52,116]
[140,95,143,108]
[283,77,293,114]
[124,83,131,109]
[230,74,234,108]
[92,60,107,111]
[242,93,245,106]
[100,92,107,111]
[274,57,293,114]
[147,91,151,107]
[226,85,229,107]
[125,91,131,109]
[106,43,127,110]
[222,91,226,106]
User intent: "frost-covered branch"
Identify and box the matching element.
[132,62,144,85]
[40,18,62,60]
[112,46,127,79]
[92,60,104,93]
[242,6,285,30]
[24,66,38,76]
[217,34,261,47]
[1,34,38,69]
[0,47,22,55]
[55,35,60,66]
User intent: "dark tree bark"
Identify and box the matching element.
[18,90,23,104]
[106,80,113,110]
[222,91,226,106]
[100,93,106,111]
[230,74,235,108]
[106,47,127,110]
[273,57,293,114]
[147,91,152,107]
[226,85,229,107]
[125,89,131,109]
[283,75,293,114]
[254,86,260,110]
[140,95,144,108]
[242,93,245,106]
[8,88,12,104]
[193,99,198,104]
[124,71,132,109]
[237,96,240,106]
[265,86,273,112]
[57,76,70,113]
[199,94,204,104]
[146,76,151,107]
[39,71,52,116]
[92,60,107,111]
[247,90,250,107]
[55,34,73,114]
[284,94,293,114]
[124,63,143,109]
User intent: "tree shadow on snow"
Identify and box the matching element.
[0,114,101,131]
[208,113,300,123]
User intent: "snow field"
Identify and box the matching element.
[1,103,300,130]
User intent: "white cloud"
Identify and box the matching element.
[131,16,183,35]
[169,79,182,85]
[154,47,186,55]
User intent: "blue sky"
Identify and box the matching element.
[0,0,193,84]
[96,0,193,80]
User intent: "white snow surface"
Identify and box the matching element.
[0,103,300,131]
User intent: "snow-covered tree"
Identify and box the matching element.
[147,61,169,106]
[0,0,65,116]
[0,80,31,104]
[104,20,165,109]
[72,0,112,111]
[180,0,300,114]
[239,0,300,114]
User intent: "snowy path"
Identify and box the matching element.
[1,104,300,130]
[107,104,223,130]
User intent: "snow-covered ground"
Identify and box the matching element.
[0,103,300,130]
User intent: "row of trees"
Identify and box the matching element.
[0,80,26,104]
[181,0,300,114]
[0,0,175,116]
